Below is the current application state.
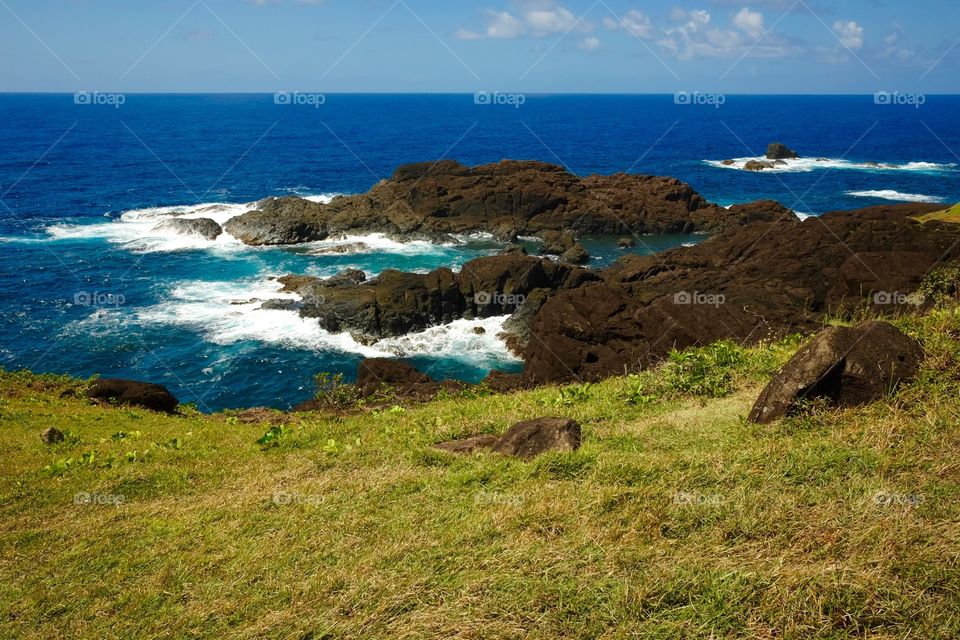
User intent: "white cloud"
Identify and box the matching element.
[602,9,654,40]
[456,10,525,39]
[525,7,576,34]
[833,20,864,50]
[577,35,600,51]
[733,8,765,40]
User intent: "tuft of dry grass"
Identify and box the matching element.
[2,308,960,638]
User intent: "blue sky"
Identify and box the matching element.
[1,0,958,93]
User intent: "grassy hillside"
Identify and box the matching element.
[914,203,960,224]
[2,308,960,639]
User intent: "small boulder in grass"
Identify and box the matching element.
[434,418,582,460]
[492,418,582,460]
[41,427,65,445]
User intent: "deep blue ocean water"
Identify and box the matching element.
[1,94,958,411]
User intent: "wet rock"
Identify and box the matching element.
[153,217,223,240]
[766,142,800,160]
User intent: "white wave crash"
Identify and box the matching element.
[135,278,520,365]
[705,157,958,174]
[846,190,947,204]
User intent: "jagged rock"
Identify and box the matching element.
[153,217,223,240]
[223,160,762,247]
[520,203,958,383]
[617,237,636,249]
[41,427,64,445]
[277,254,598,343]
[223,197,328,245]
[491,418,582,460]
[541,230,589,264]
[766,142,799,160]
[87,379,179,413]
[748,321,923,423]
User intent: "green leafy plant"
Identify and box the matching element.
[311,372,362,411]
[920,262,960,306]
[554,383,593,406]
[664,340,746,398]
[257,425,288,448]
[622,375,659,407]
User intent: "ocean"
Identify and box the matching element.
[1,93,958,411]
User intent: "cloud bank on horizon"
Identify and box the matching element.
[0,0,956,92]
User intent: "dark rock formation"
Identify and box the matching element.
[87,379,179,413]
[41,427,65,445]
[223,160,764,246]
[520,203,958,382]
[540,230,589,264]
[617,237,636,249]
[748,321,923,423]
[277,254,598,343]
[153,217,223,241]
[766,143,800,160]
[223,198,329,245]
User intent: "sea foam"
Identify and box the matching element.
[705,157,958,174]
[846,190,947,203]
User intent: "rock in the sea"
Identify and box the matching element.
[766,142,800,160]
[745,160,776,172]
[153,217,223,240]
[222,160,763,247]
[223,197,328,245]
[491,418,582,460]
[540,230,589,264]
[748,321,923,424]
[41,427,65,445]
[87,379,179,413]
[617,237,636,249]
[276,254,598,343]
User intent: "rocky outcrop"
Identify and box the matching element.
[435,417,582,459]
[519,203,958,382]
[223,160,767,247]
[745,160,776,172]
[223,198,328,245]
[153,217,223,241]
[87,379,179,413]
[540,230,590,264]
[273,254,599,343]
[748,321,923,423]
[766,143,799,160]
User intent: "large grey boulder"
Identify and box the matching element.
[749,321,923,424]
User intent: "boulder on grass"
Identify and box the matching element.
[87,379,179,414]
[41,427,65,445]
[434,417,582,460]
[748,321,923,424]
[492,417,582,460]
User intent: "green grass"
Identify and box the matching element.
[3,309,960,639]
[913,203,960,224]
